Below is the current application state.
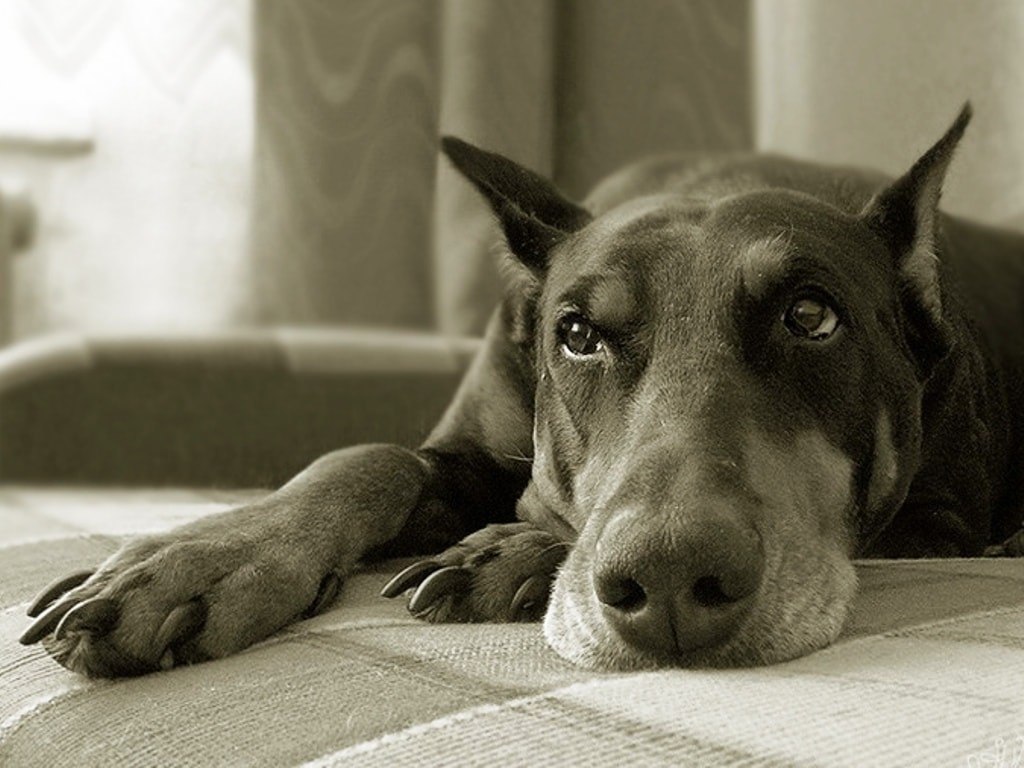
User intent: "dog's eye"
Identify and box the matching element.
[784,297,839,340]
[557,314,604,357]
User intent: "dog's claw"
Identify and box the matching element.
[304,572,342,618]
[408,566,472,614]
[153,600,207,660]
[26,570,94,618]
[53,598,118,641]
[1002,529,1024,557]
[510,575,550,619]
[19,597,79,645]
[984,529,1024,557]
[380,560,444,598]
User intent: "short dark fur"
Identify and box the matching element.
[22,105,1024,677]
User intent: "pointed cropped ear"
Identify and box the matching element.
[441,137,591,272]
[861,103,972,321]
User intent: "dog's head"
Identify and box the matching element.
[442,105,971,670]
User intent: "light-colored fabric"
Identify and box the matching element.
[10,1,1022,343]
[2,488,1022,767]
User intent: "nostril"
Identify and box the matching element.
[596,574,647,613]
[691,575,736,608]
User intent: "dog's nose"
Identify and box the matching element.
[593,507,764,656]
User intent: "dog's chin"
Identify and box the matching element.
[542,547,858,672]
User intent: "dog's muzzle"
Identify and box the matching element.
[592,503,765,656]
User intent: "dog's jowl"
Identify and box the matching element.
[21,104,1024,677]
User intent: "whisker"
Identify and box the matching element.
[500,453,534,464]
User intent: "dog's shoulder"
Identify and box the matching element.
[586,151,893,217]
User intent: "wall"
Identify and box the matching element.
[754,0,1024,226]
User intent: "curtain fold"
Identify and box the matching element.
[432,0,557,335]
[555,0,752,199]
[252,0,753,337]
[250,0,439,330]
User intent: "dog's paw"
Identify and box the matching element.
[984,528,1024,557]
[381,523,569,622]
[20,530,338,678]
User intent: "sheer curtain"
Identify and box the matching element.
[0,0,252,341]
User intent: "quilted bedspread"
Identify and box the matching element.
[1,487,1022,767]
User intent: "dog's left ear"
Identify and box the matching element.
[860,103,971,376]
[861,103,972,322]
[441,137,591,272]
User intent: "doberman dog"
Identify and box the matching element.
[20,104,1024,677]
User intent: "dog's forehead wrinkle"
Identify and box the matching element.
[577,196,704,267]
[588,275,636,327]
[555,220,730,355]
[555,271,639,331]
[709,190,883,270]
[737,232,795,298]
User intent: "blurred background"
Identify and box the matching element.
[1,0,1022,348]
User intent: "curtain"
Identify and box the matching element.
[7,1,1022,344]
[251,0,753,337]
[2,0,750,342]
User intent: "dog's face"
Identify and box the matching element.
[443,106,970,669]
[535,192,923,670]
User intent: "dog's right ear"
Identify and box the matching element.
[441,137,591,273]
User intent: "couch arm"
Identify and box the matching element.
[0,328,479,487]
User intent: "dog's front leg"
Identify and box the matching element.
[19,442,520,678]
[21,299,539,678]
